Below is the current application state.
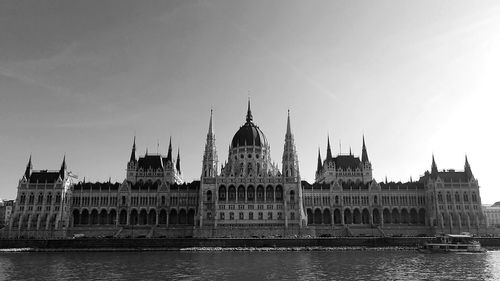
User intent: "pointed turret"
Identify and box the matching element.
[326,135,333,161]
[361,135,369,163]
[431,154,438,175]
[282,110,300,178]
[202,110,218,178]
[286,109,292,137]
[130,136,137,162]
[465,155,474,180]
[316,148,322,174]
[166,137,173,162]
[208,109,213,137]
[176,148,181,174]
[59,155,66,178]
[246,99,253,123]
[24,155,32,179]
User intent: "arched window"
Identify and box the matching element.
[437,192,443,203]
[472,192,477,202]
[446,192,452,203]
[335,195,339,204]
[275,186,283,201]
[37,193,43,204]
[219,186,226,201]
[28,193,34,204]
[206,190,212,202]
[373,195,378,204]
[55,192,61,204]
[290,190,295,202]
[455,192,460,203]
[266,186,274,201]
[161,196,166,205]
[464,192,469,202]
[257,186,264,201]
[247,186,255,201]
[228,186,236,201]
[237,185,245,201]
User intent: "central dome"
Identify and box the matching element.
[231,101,268,148]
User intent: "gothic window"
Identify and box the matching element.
[207,212,212,220]
[268,212,273,220]
[257,186,264,201]
[472,192,477,202]
[290,212,295,220]
[438,192,443,203]
[37,193,43,204]
[455,192,460,203]
[249,212,253,220]
[247,163,252,175]
[161,196,166,205]
[275,186,283,201]
[374,195,378,205]
[239,212,244,220]
[237,185,245,201]
[335,195,339,204]
[446,192,452,203]
[247,186,255,201]
[220,212,225,220]
[207,190,212,202]
[228,186,236,201]
[20,193,26,204]
[229,212,234,220]
[464,192,469,202]
[28,193,34,204]
[266,186,274,201]
[219,186,226,201]
[258,212,263,220]
[290,190,295,202]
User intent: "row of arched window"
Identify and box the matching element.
[214,185,288,202]
[19,192,60,205]
[437,191,478,204]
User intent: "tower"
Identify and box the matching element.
[282,110,299,178]
[126,137,138,181]
[315,148,322,181]
[465,155,474,180]
[24,155,32,179]
[201,109,218,178]
[361,135,372,182]
[431,154,438,175]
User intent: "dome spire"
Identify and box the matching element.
[246,98,253,123]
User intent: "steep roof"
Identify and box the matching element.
[29,170,60,183]
[137,155,163,170]
[334,155,362,170]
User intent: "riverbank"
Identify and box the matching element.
[1,237,499,252]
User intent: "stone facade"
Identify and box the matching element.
[4,103,487,238]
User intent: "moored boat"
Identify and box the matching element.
[419,234,485,253]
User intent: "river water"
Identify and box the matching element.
[0,249,499,280]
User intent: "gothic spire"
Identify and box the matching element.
[361,135,369,163]
[326,135,333,161]
[286,109,292,136]
[59,155,66,177]
[208,109,213,136]
[465,155,473,180]
[130,136,136,162]
[246,98,253,123]
[24,154,32,178]
[176,148,181,174]
[166,136,173,161]
[316,148,322,173]
[431,154,438,174]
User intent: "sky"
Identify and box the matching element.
[0,0,499,203]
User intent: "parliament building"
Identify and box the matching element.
[5,102,487,238]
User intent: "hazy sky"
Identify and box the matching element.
[1,0,499,203]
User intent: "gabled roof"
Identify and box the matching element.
[29,170,60,183]
[137,155,164,170]
[334,155,362,170]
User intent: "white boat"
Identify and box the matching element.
[419,234,486,253]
